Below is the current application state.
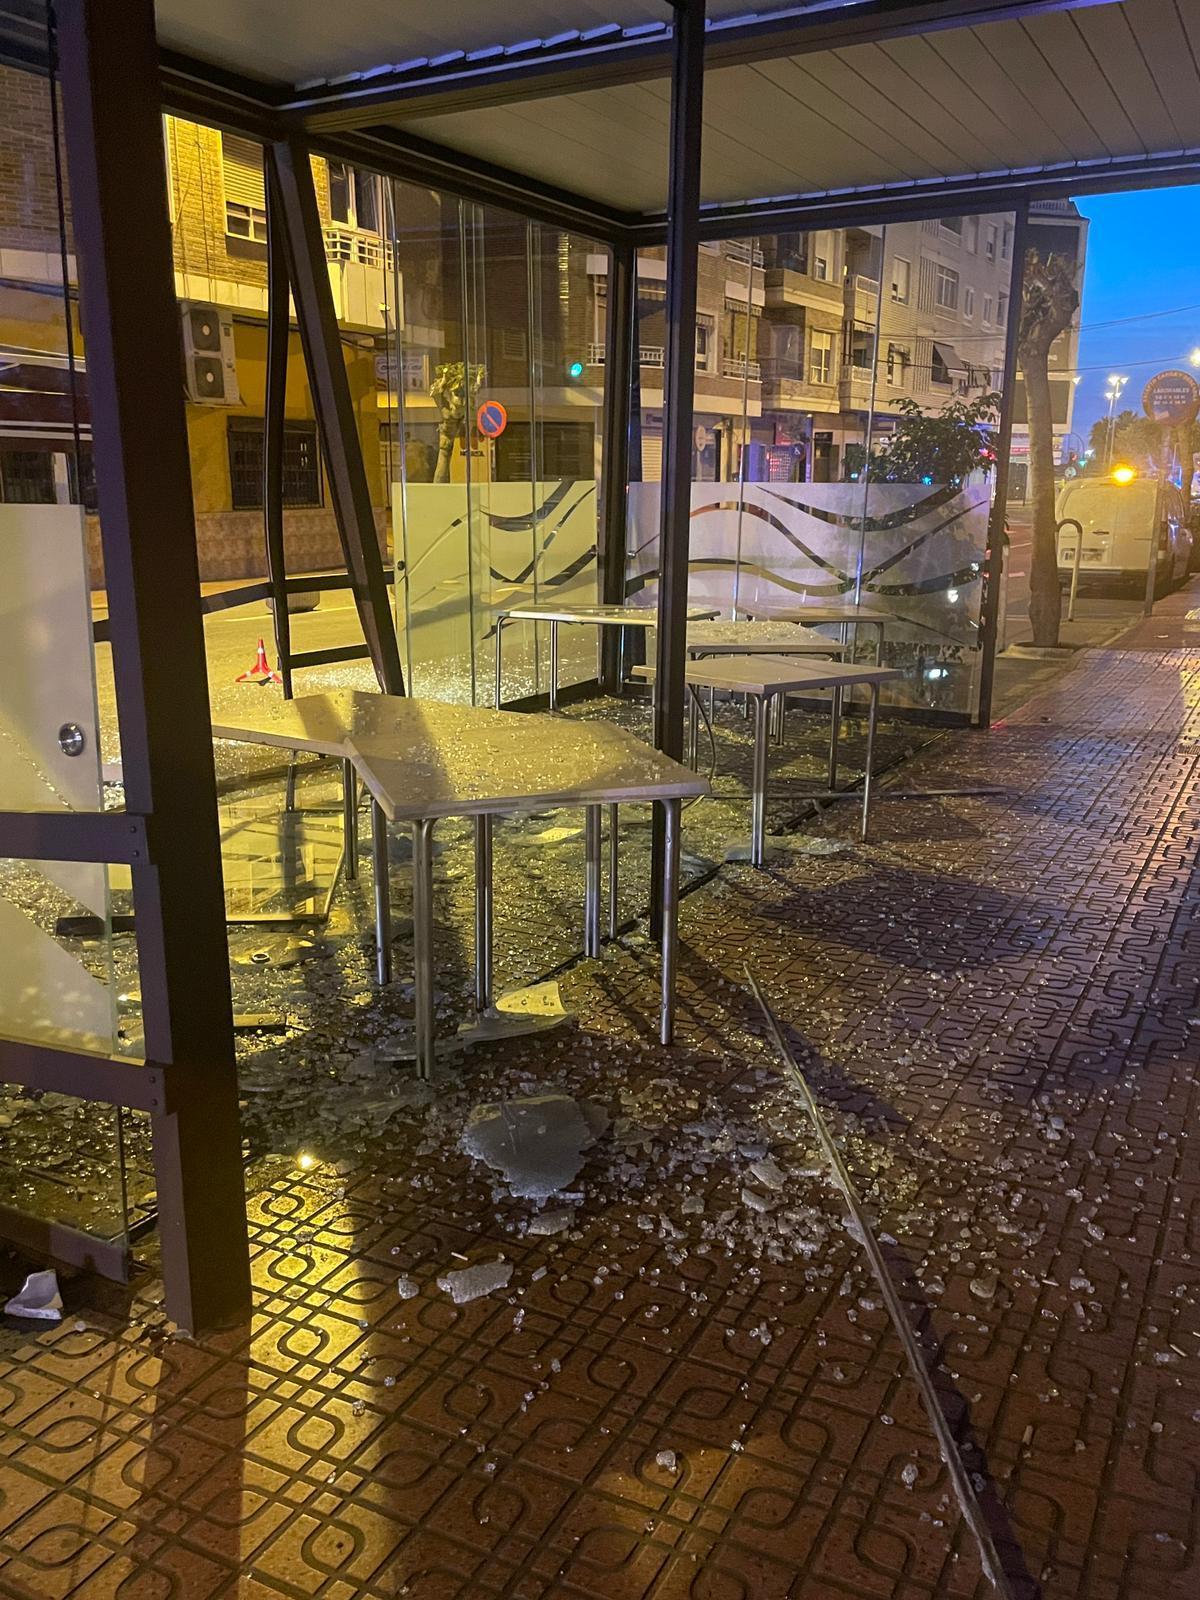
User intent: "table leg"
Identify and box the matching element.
[751,694,770,868]
[474,814,493,1011]
[772,693,786,746]
[371,799,392,986]
[412,816,436,1081]
[828,685,843,789]
[608,802,619,939]
[342,758,357,881]
[284,753,299,813]
[584,805,602,957]
[687,686,700,769]
[874,621,884,667]
[494,618,504,709]
[861,684,879,842]
[659,795,681,1046]
[550,619,560,712]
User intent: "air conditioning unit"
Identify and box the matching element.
[181,302,240,405]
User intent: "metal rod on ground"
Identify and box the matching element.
[745,968,1020,1600]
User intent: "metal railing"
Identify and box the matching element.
[722,355,762,379]
[588,342,666,367]
[323,224,391,269]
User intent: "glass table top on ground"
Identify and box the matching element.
[213,691,708,1080]
[492,601,719,711]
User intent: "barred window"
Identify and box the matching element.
[227,419,322,510]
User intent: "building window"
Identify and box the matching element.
[886,343,909,387]
[327,161,381,232]
[891,256,911,303]
[227,419,323,510]
[940,216,963,237]
[964,216,979,252]
[982,293,994,325]
[812,253,829,281]
[931,347,952,386]
[0,449,56,503]
[984,223,998,261]
[934,264,960,310]
[695,318,714,371]
[810,329,833,384]
[998,291,1009,326]
[964,286,976,318]
[1001,224,1013,261]
[221,132,267,243]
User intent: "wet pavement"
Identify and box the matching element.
[0,601,1198,1598]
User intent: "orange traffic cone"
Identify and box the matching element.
[236,637,282,685]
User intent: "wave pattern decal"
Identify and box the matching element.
[628,479,991,718]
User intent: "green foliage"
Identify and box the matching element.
[1085,409,1165,472]
[847,392,1002,485]
[429,361,485,483]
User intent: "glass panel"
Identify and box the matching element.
[388,189,604,704]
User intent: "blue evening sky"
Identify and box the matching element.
[1071,186,1200,449]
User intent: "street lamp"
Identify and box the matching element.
[1190,347,1200,367]
[1104,373,1129,467]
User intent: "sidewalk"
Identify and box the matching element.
[0,620,1197,1599]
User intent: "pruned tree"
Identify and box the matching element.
[429,361,485,483]
[1018,249,1079,647]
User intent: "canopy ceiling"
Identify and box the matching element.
[150,0,1200,222]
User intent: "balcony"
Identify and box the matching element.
[723,240,765,268]
[722,355,762,380]
[586,342,667,368]
[839,364,875,406]
[323,224,390,331]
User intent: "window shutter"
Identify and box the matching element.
[220,134,265,213]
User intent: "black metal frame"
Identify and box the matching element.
[598,239,636,693]
[976,203,1031,729]
[649,0,706,934]
[263,158,293,697]
[266,138,405,696]
[0,0,255,1330]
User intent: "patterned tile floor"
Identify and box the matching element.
[1,604,1199,1599]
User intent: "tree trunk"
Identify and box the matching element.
[433,422,456,483]
[1024,341,1061,648]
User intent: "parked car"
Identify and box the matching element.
[1055,472,1192,596]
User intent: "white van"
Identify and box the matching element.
[1055,474,1192,595]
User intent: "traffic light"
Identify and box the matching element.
[564,357,586,384]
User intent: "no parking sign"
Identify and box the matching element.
[476,399,508,439]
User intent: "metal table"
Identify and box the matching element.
[635,656,902,867]
[215,691,707,1078]
[741,601,890,665]
[493,601,718,710]
[680,619,847,754]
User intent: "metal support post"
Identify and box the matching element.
[342,758,357,880]
[262,164,293,698]
[371,800,392,985]
[651,0,706,935]
[494,617,505,708]
[976,203,1029,729]
[599,240,635,692]
[751,694,771,868]
[608,803,620,938]
[828,686,843,788]
[584,805,602,956]
[474,814,493,1011]
[550,619,560,712]
[659,797,682,1044]
[412,818,436,1080]
[862,684,880,841]
[57,0,251,1330]
[267,138,405,696]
